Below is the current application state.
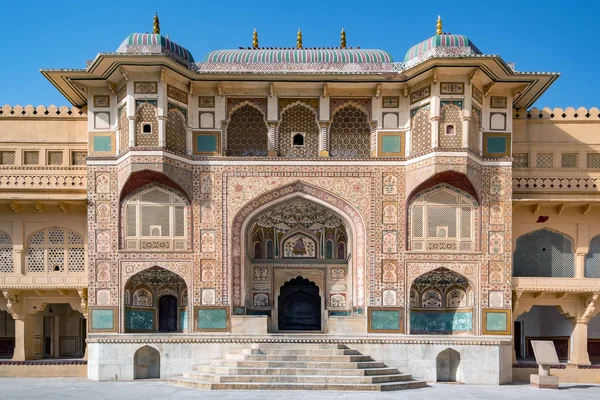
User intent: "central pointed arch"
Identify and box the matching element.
[229,181,368,308]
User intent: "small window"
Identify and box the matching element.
[0,151,15,165]
[445,124,455,136]
[142,123,152,134]
[292,132,305,147]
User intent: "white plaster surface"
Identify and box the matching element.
[87,335,512,384]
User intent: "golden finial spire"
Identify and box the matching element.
[153,13,160,34]
[436,15,442,35]
[297,29,303,49]
[340,27,347,49]
[252,28,259,49]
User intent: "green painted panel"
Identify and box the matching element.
[197,308,227,329]
[487,137,507,154]
[93,136,112,152]
[179,310,188,331]
[410,310,472,334]
[232,306,246,315]
[486,311,508,332]
[329,310,351,317]
[126,309,154,331]
[371,310,400,331]
[381,135,401,154]
[91,309,114,330]
[196,135,218,153]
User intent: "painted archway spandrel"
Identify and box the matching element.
[121,261,193,289]
[406,262,479,287]
[226,176,373,223]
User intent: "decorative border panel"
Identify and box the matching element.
[367,307,403,333]
[482,308,511,335]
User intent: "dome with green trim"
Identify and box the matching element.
[204,48,393,64]
[117,33,195,67]
[403,17,481,64]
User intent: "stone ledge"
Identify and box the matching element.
[0,359,87,366]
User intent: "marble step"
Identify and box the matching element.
[211,360,386,369]
[224,354,373,362]
[229,348,361,356]
[196,366,401,376]
[183,372,414,384]
[168,377,427,391]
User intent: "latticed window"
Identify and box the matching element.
[26,227,85,273]
[585,235,600,278]
[513,229,574,277]
[329,105,371,158]
[410,187,476,251]
[0,231,13,273]
[123,187,188,251]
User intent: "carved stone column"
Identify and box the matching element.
[370,121,378,157]
[570,318,591,365]
[78,289,88,359]
[221,120,228,156]
[318,121,330,157]
[431,116,440,148]
[158,116,167,148]
[575,252,586,278]
[267,121,279,157]
[128,116,136,147]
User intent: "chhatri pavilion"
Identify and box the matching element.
[0,15,599,388]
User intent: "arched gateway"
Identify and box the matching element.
[232,183,365,332]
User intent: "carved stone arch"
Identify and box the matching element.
[330,101,370,120]
[225,101,269,156]
[166,108,187,154]
[514,227,576,252]
[277,102,320,157]
[407,181,480,252]
[230,180,368,307]
[122,264,192,299]
[119,182,192,251]
[119,169,192,204]
[513,228,575,278]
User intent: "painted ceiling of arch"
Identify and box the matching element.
[252,198,345,233]
[127,267,186,287]
[412,268,469,287]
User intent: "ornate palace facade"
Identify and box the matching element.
[0,16,599,386]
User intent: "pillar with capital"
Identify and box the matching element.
[267,121,279,157]
[318,121,330,157]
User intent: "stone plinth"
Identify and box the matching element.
[530,374,559,389]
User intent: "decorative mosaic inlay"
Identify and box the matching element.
[472,86,483,104]
[410,86,430,104]
[199,96,215,108]
[536,153,554,168]
[512,153,529,168]
[93,95,110,108]
[382,96,399,108]
[561,153,578,168]
[440,83,464,95]
[167,84,188,105]
[134,81,158,94]
[490,96,507,109]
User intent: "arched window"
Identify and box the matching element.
[266,240,274,259]
[227,104,268,156]
[254,242,263,259]
[329,105,371,158]
[585,235,600,278]
[514,229,574,277]
[410,186,476,252]
[337,241,346,259]
[123,186,188,251]
[325,240,333,259]
[26,227,85,273]
[0,231,13,273]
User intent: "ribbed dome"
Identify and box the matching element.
[404,34,481,63]
[205,48,393,63]
[117,33,195,66]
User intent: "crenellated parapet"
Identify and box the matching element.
[0,105,85,118]
[513,107,600,120]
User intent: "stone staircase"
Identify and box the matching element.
[168,343,427,391]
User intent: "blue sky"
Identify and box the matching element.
[1,0,596,109]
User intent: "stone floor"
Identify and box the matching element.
[1,378,600,399]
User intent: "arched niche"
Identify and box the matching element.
[436,348,461,382]
[124,267,188,333]
[410,268,473,335]
[513,229,574,277]
[134,345,160,379]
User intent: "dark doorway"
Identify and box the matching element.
[158,295,178,332]
[514,321,522,359]
[278,276,321,331]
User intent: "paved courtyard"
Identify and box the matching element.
[1,378,599,399]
